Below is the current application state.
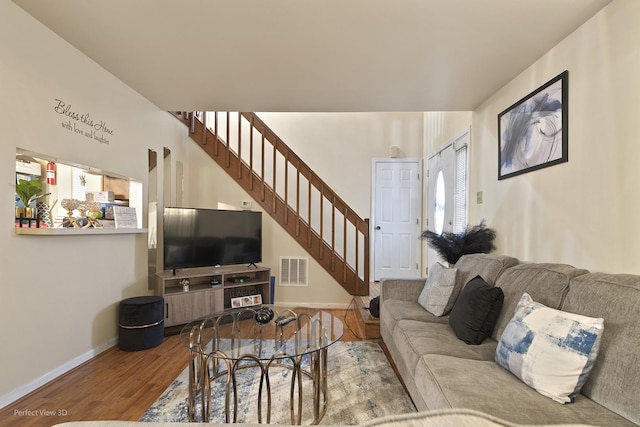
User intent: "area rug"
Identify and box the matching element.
[140,341,416,424]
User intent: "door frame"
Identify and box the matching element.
[424,127,470,269]
[371,158,423,281]
[425,144,455,270]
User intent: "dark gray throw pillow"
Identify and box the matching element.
[448,275,504,345]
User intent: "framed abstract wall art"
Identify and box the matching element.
[498,70,568,180]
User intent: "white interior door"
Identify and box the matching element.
[372,159,422,280]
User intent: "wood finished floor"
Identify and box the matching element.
[0,307,385,427]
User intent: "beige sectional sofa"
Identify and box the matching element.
[380,254,639,426]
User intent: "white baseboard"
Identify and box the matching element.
[0,337,117,410]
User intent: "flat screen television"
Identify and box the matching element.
[163,207,262,271]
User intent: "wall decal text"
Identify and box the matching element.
[54,99,114,145]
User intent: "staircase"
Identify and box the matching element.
[170,111,369,297]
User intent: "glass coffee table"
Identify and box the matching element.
[180,306,344,424]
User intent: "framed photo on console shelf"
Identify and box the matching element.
[498,70,568,180]
[231,294,262,308]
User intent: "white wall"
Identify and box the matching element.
[470,0,640,274]
[258,113,424,217]
[423,111,472,155]
[0,2,188,406]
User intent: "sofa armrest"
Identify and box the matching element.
[380,278,426,305]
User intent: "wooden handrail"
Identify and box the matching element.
[244,113,369,236]
[170,111,369,296]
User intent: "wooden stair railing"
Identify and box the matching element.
[170,111,369,297]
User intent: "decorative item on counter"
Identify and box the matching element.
[181,278,190,292]
[60,198,104,228]
[85,201,103,228]
[36,199,57,228]
[15,179,51,220]
[61,198,80,228]
[75,201,89,228]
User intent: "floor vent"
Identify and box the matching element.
[280,257,309,286]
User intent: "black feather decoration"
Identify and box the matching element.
[421,221,496,265]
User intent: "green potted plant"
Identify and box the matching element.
[15,179,50,219]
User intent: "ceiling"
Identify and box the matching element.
[13,0,611,112]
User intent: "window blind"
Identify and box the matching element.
[453,145,468,234]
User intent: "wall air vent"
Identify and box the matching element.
[280,257,309,286]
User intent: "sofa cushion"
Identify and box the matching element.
[392,320,498,376]
[50,409,598,427]
[380,278,426,304]
[413,355,636,426]
[454,254,519,288]
[492,263,589,342]
[561,273,640,425]
[381,300,450,332]
[380,299,451,370]
[418,263,459,316]
[495,293,604,404]
[449,276,504,345]
[380,278,444,342]
[360,408,595,427]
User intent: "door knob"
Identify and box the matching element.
[375,226,381,230]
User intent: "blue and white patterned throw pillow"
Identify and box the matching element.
[495,293,604,404]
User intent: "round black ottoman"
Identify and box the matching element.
[118,296,164,351]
